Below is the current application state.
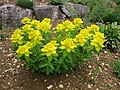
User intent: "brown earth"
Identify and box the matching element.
[0,27,120,90]
[0,0,120,90]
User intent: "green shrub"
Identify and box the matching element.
[99,22,120,52]
[103,5,120,24]
[10,17,105,75]
[76,0,113,23]
[70,0,81,4]
[50,0,69,5]
[114,60,120,77]
[114,0,120,5]
[16,0,34,9]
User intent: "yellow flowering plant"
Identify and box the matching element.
[10,17,105,75]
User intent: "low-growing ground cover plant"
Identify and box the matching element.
[10,17,105,75]
[16,0,34,9]
[114,60,120,77]
[99,22,120,52]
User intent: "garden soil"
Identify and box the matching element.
[0,0,120,90]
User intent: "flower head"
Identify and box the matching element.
[73,18,83,27]
[21,17,31,24]
[79,28,90,38]
[10,33,23,44]
[56,24,64,32]
[41,41,57,57]
[74,34,86,46]
[60,38,76,53]
[16,44,31,57]
[62,20,75,32]
[22,24,34,33]
[37,18,51,33]
[90,32,105,51]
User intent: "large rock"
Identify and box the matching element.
[33,5,65,20]
[61,3,90,18]
[0,4,33,28]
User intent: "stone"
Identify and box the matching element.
[59,84,64,88]
[33,5,65,20]
[0,4,33,28]
[47,85,53,89]
[61,3,90,18]
[0,1,4,6]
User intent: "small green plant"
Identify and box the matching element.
[70,0,81,4]
[0,33,6,40]
[10,17,105,75]
[16,0,34,9]
[77,0,113,23]
[114,0,120,5]
[114,60,120,77]
[99,22,120,52]
[50,0,69,5]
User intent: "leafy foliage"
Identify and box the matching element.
[99,22,120,52]
[10,17,105,75]
[16,0,34,9]
[77,0,113,23]
[50,0,69,5]
[114,60,120,77]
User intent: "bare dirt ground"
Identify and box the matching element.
[0,0,120,90]
[0,28,120,90]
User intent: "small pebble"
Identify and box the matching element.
[47,85,53,90]
[88,84,92,89]
[59,84,64,88]
[44,79,47,82]
[96,88,99,90]
[104,51,107,54]
[88,65,92,69]
[66,74,68,77]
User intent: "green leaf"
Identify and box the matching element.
[55,65,61,73]
[62,62,68,71]
[39,63,48,68]
[49,63,54,70]
[114,60,120,77]
[25,56,34,63]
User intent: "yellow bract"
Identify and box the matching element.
[74,34,86,46]
[29,30,42,40]
[31,20,40,26]
[22,24,34,33]
[37,18,51,33]
[16,44,31,57]
[63,20,75,32]
[90,32,105,51]
[73,18,83,27]
[60,38,76,53]
[56,20,75,32]
[10,33,23,44]
[56,24,64,32]
[87,24,100,35]
[91,24,99,32]
[21,17,31,24]
[79,28,90,38]
[41,41,57,57]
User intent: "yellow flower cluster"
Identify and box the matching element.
[21,17,31,24]
[56,20,75,32]
[60,38,77,53]
[73,18,83,27]
[16,42,32,57]
[10,29,23,44]
[11,17,105,58]
[87,24,99,34]
[41,41,57,57]
[90,32,105,51]
[37,18,51,33]
[74,28,90,46]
